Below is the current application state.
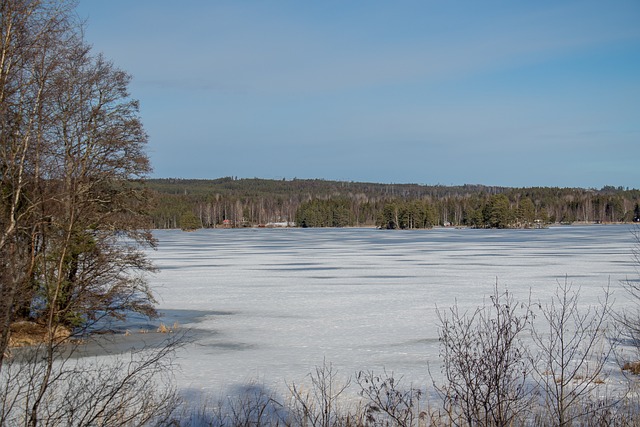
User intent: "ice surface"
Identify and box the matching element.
[141,225,637,396]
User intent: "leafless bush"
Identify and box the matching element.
[174,381,287,427]
[287,359,358,427]
[434,284,533,427]
[529,278,615,426]
[225,383,284,427]
[617,227,640,361]
[174,360,362,427]
[0,334,183,426]
[529,392,640,427]
[356,370,424,427]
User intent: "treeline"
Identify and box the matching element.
[296,198,438,229]
[145,178,640,229]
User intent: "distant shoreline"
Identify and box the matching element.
[155,221,638,232]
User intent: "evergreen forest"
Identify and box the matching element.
[145,177,640,230]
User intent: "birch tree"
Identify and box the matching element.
[1,0,156,363]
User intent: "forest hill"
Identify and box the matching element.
[145,178,640,230]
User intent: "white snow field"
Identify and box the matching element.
[144,225,637,397]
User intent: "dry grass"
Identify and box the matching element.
[8,321,71,347]
[157,321,180,334]
[622,361,640,375]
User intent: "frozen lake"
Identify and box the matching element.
[146,225,638,396]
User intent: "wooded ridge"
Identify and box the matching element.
[145,177,640,229]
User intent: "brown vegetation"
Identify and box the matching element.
[7,322,71,348]
[622,361,640,375]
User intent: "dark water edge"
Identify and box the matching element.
[9,309,224,361]
[72,309,229,358]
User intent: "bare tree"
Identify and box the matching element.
[0,0,79,367]
[0,2,177,426]
[0,334,183,426]
[356,369,423,427]
[529,279,615,426]
[0,0,156,343]
[1,0,157,355]
[287,359,354,427]
[434,285,532,427]
[223,382,286,427]
[34,34,156,330]
[617,227,640,360]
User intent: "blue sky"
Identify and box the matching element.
[76,1,639,188]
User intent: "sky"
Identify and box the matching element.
[75,1,640,188]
